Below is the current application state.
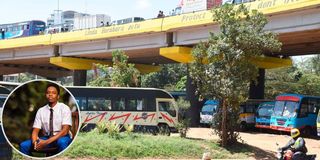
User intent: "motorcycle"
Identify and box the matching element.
[276,143,317,160]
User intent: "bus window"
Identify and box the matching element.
[300,99,309,117]
[113,98,125,111]
[137,99,143,110]
[76,97,87,111]
[239,105,245,113]
[274,101,285,116]
[126,98,146,111]
[88,97,111,111]
[158,101,176,117]
[0,96,6,107]
[274,101,298,118]
[283,101,298,117]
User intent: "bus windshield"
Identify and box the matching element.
[258,106,273,117]
[273,101,298,118]
[201,105,217,115]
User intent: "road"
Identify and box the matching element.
[186,128,320,158]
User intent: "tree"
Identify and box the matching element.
[141,64,187,90]
[189,4,281,146]
[88,50,140,87]
[111,50,140,87]
[88,64,112,87]
[265,66,320,98]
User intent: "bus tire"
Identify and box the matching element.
[302,126,314,137]
[158,124,170,136]
[239,122,247,131]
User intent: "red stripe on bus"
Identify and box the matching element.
[109,113,131,124]
[133,113,156,121]
[160,112,174,124]
[276,96,300,102]
[84,112,108,123]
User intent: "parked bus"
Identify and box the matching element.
[200,100,219,126]
[270,94,320,136]
[239,99,271,131]
[255,101,275,129]
[0,94,12,159]
[0,20,46,39]
[66,86,178,135]
[317,111,320,137]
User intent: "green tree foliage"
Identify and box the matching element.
[141,64,187,90]
[88,64,111,87]
[265,65,320,98]
[88,50,140,87]
[111,50,140,87]
[175,98,191,138]
[307,55,320,75]
[189,4,281,146]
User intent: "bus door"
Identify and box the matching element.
[156,98,178,128]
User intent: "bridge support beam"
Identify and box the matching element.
[73,70,87,86]
[249,68,265,99]
[50,57,161,74]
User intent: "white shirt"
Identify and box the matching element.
[33,102,72,136]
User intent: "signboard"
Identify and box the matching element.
[181,0,208,13]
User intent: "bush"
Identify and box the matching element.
[95,121,107,134]
[124,124,134,135]
[175,118,191,138]
[106,122,122,139]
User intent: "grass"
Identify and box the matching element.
[61,132,252,159]
[12,132,255,159]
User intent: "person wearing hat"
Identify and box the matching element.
[280,128,308,160]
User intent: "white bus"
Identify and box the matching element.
[67,86,178,135]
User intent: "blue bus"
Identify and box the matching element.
[0,20,46,39]
[255,101,275,129]
[200,100,219,125]
[270,94,320,136]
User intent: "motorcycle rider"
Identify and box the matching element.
[280,128,308,160]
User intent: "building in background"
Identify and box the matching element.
[73,14,111,30]
[46,10,110,33]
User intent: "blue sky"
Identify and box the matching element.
[0,0,179,24]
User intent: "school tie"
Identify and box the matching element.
[49,108,53,137]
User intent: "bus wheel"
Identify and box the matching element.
[302,126,314,137]
[239,122,247,132]
[158,124,170,136]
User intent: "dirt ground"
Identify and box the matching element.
[186,127,320,159]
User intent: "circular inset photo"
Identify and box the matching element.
[1,80,80,158]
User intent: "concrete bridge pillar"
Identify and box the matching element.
[249,68,265,99]
[73,70,87,86]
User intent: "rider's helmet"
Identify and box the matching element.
[290,128,300,138]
